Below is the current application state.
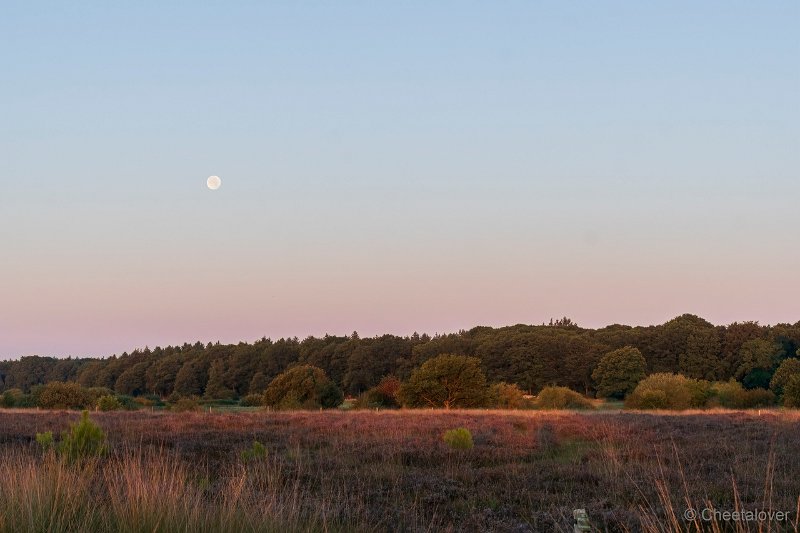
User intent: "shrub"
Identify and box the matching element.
[117,395,140,410]
[262,365,342,410]
[625,373,694,410]
[488,382,529,409]
[35,431,54,452]
[141,394,165,407]
[630,389,669,409]
[318,381,344,409]
[14,394,37,408]
[782,375,800,408]
[240,394,263,407]
[443,428,474,450]
[133,397,154,408]
[0,392,12,409]
[534,386,594,410]
[85,387,114,404]
[58,410,108,462]
[354,376,401,409]
[737,388,775,408]
[707,380,744,408]
[96,395,123,411]
[707,381,775,409]
[37,382,93,410]
[686,379,713,408]
[240,440,268,462]
[1,389,23,408]
[171,397,201,412]
[592,347,647,399]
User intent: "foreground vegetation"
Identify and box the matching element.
[0,409,798,532]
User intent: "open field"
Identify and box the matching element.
[0,409,798,532]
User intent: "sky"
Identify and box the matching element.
[1,1,798,359]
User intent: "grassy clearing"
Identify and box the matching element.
[0,409,798,532]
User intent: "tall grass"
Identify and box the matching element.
[0,447,356,533]
[0,409,799,531]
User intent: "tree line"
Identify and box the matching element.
[1,314,799,400]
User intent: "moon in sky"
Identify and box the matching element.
[207,176,221,190]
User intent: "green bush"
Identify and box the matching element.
[782,375,800,408]
[14,394,37,408]
[240,440,268,462]
[171,397,201,412]
[686,379,713,408]
[96,395,123,411]
[707,380,744,408]
[239,394,263,407]
[354,376,401,409]
[443,428,474,450]
[737,388,775,408]
[35,431,54,452]
[1,389,23,408]
[488,382,529,409]
[201,398,239,407]
[624,374,775,410]
[36,382,93,410]
[708,380,775,409]
[625,373,694,410]
[263,365,342,410]
[58,411,108,462]
[85,387,114,404]
[318,381,344,409]
[534,386,594,410]
[117,395,140,410]
[631,389,669,409]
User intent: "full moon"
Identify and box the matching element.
[207,176,221,190]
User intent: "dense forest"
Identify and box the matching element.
[1,315,799,399]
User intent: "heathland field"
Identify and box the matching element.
[0,409,798,532]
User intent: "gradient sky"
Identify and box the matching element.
[2,1,798,359]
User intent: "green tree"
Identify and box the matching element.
[782,374,800,408]
[397,354,488,409]
[262,365,342,409]
[769,358,800,396]
[719,321,765,378]
[343,335,412,395]
[173,360,203,397]
[248,371,270,395]
[204,359,235,400]
[678,328,722,380]
[261,338,301,383]
[145,354,182,397]
[735,339,783,389]
[648,315,716,374]
[591,347,647,399]
[114,362,148,396]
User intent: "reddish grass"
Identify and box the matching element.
[0,409,798,532]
